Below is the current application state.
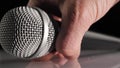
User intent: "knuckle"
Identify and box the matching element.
[60,49,80,60]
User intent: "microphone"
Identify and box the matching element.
[0,6,60,59]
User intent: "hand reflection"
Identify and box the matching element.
[26,59,81,68]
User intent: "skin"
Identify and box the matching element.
[27,0,120,65]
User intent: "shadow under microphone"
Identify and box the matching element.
[0,6,60,59]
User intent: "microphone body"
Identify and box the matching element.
[0,6,59,59]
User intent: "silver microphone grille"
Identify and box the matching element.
[0,6,55,59]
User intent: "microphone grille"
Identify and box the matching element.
[0,6,55,59]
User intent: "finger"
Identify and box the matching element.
[51,52,68,66]
[32,52,56,61]
[52,15,62,22]
[27,0,59,7]
[56,0,95,60]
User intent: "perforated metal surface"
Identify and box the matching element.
[0,6,55,59]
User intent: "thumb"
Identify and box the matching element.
[56,18,91,60]
[56,0,93,60]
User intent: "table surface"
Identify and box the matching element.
[0,50,120,68]
[0,31,120,68]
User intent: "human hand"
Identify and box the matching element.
[27,0,119,61]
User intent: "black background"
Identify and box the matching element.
[0,1,120,49]
[89,2,120,37]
